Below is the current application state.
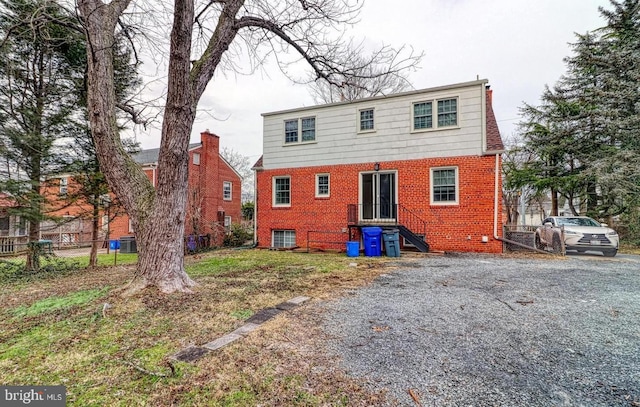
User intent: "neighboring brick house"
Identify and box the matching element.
[108,130,243,246]
[253,80,505,253]
[21,130,241,248]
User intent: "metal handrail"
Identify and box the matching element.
[346,204,428,238]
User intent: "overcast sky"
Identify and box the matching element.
[135,0,612,163]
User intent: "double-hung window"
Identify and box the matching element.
[273,176,291,206]
[285,120,299,143]
[223,181,232,201]
[315,174,330,197]
[301,117,316,141]
[413,97,458,131]
[359,108,374,132]
[285,117,315,144]
[59,177,68,195]
[437,99,457,127]
[413,102,433,130]
[431,167,458,205]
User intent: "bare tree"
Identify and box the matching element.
[307,46,419,104]
[220,147,253,202]
[76,0,422,294]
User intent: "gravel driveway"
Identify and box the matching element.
[321,253,640,406]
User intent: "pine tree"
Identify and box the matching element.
[0,0,86,270]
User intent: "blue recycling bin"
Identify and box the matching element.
[346,241,360,257]
[362,227,382,257]
[109,239,120,250]
[383,229,401,257]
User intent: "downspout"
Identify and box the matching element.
[253,168,258,246]
[493,153,550,254]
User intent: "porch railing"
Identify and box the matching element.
[347,204,427,238]
[0,236,29,255]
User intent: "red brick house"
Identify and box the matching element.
[253,80,505,253]
[107,130,243,246]
[15,130,242,249]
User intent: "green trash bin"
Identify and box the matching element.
[119,236,137,254]
[383,229,400,257]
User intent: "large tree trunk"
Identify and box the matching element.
[79,0,195,294]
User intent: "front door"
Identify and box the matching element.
[361,172,397,221]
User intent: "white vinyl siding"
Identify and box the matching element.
[272,230,296,248]
[431,167,459,205]
[315,174,330,197]
[273,176,291,206]
[262,80,486,169]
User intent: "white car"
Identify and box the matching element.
[536,216,619,257]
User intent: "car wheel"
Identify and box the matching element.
[534,234,542,250]
[552,235,563,254]
[603,249,617,257]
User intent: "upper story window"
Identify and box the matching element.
[59,177,68,195]
[413,97,458,131]
[438,98,457,127]
[431,167,458,205]
[285,117,316,144]
[301,117,316,141]
[413,102,433,130]
[273,176,291,207]
[223,181,232,200]
[359,108,375,132]
[315,174,330,198]
[285,120,298,143]
[193,153,200,165]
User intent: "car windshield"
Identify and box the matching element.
[556,217,601,227]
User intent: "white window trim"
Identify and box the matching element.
[283,117,317,145]
[224,216,232,231]
[272,230,296,248]
[59,177,69,194]
[272,176,291,207]
[357,107,376,134]
[223,181,232,201]
[410,96,460,134]
[193,153,200,165]
[430,166,459,205]
[315,173,330,198]
[128,218,134,233]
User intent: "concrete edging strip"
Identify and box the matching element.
[170,296,311,362]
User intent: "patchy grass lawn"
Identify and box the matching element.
[0,249,396,406]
